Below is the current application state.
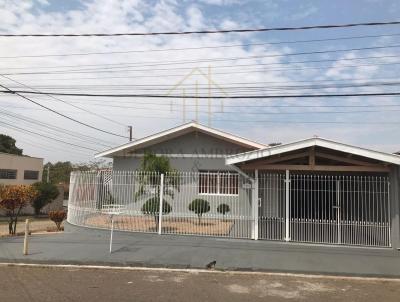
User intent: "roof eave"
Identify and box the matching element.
[226,138,400,166]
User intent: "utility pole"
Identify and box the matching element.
[128,126,133,141]
[183,88,186,123]
[195,80,199,123]
[46,165,50,183]
[208,65,211,127]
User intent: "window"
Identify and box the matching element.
[24,170,39,180]
[0,169,17,179]
[199,171,238,195]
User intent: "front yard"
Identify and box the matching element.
[0,216,60,236]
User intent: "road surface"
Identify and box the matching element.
[0,265,399,301]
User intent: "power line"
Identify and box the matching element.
[0,83,128,138]
[0,120,99,151]
[70,102,400,115]
[4,90,400,99]
[7,76,399,87]
[5,54,400,76]
[2,32,400,59]
[4,98,400,109]
[1,21,400,37]
[0,109,113,148]
[0,74,127,127]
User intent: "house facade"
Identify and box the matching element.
[95,122,267,172]
[68,122,400,251]
[0,152,43,185]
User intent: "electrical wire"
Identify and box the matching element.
[2,32,400,59]
[0,82,129,138]
[4,90,400,99]
[1,20,399,37]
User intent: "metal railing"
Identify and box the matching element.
[67,170,391,247]
[67,171,253,239]
[257,172,391,247]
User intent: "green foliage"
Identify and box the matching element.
[0,134,23,155]
[141,197,172,229]
[189,198,210,224]
[31,182,60,215]
[43,160,112,184]
[43,162,73,184]
[140,153,172,174]
[217,203,230,216]
[141,197,172,215]
[135,153,180,201]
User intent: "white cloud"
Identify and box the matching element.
[0,0,397,162]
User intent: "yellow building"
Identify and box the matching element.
[0,152,43,185]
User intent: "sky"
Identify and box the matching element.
[0,0,399,163]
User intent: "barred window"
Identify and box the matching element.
[24,170,39,180]
[199,171,238,195]
[0,169,17,179]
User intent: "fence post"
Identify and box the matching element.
[23,219,30,255]
[252,170,259,240]
[158,173,164,235]
[284,170,291,242]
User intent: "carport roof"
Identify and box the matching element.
[226,137,400,166]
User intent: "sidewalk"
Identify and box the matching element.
[1,222,400,277]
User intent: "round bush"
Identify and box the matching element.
[217,203,230,215]
[141,197,172,215]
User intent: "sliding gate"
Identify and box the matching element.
[258,172,391,247]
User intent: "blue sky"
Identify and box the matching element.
[0,0,399,161]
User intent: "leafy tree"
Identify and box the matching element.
[48,210,67,231]
[189,199,210,224]
[136,153,180,200]
[0,134,23,155]
[31,182,60,215]
[43,161,73,184]
[141,197,172,229]
[0,185,37,234]
[43,160,112,184]
[217,203,230,220]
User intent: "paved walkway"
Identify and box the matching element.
[1,223,400,277]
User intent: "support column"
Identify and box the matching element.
[389,167,400,249]
[284,170,291,242]
[252,170,259,240]
[158,174,164,235]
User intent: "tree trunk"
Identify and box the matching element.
[154,214,159,230]
[8,220,13,235]
[13,217,18,235]
[198,214,201,225]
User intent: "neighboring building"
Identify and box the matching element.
[95,122,267,172]
[0,152,43,185]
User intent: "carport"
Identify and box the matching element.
[226,138,400,248]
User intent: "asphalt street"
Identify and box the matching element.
[1,265,400,302]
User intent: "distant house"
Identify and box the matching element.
[0,152,43,185]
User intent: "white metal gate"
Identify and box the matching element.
[258,172,391,247]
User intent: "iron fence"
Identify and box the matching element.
[67,170,391,247]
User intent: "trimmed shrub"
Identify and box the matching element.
[48,210,67,231]
[141,197,172,228]
[217,203,230,219]
[188,198,210,224]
